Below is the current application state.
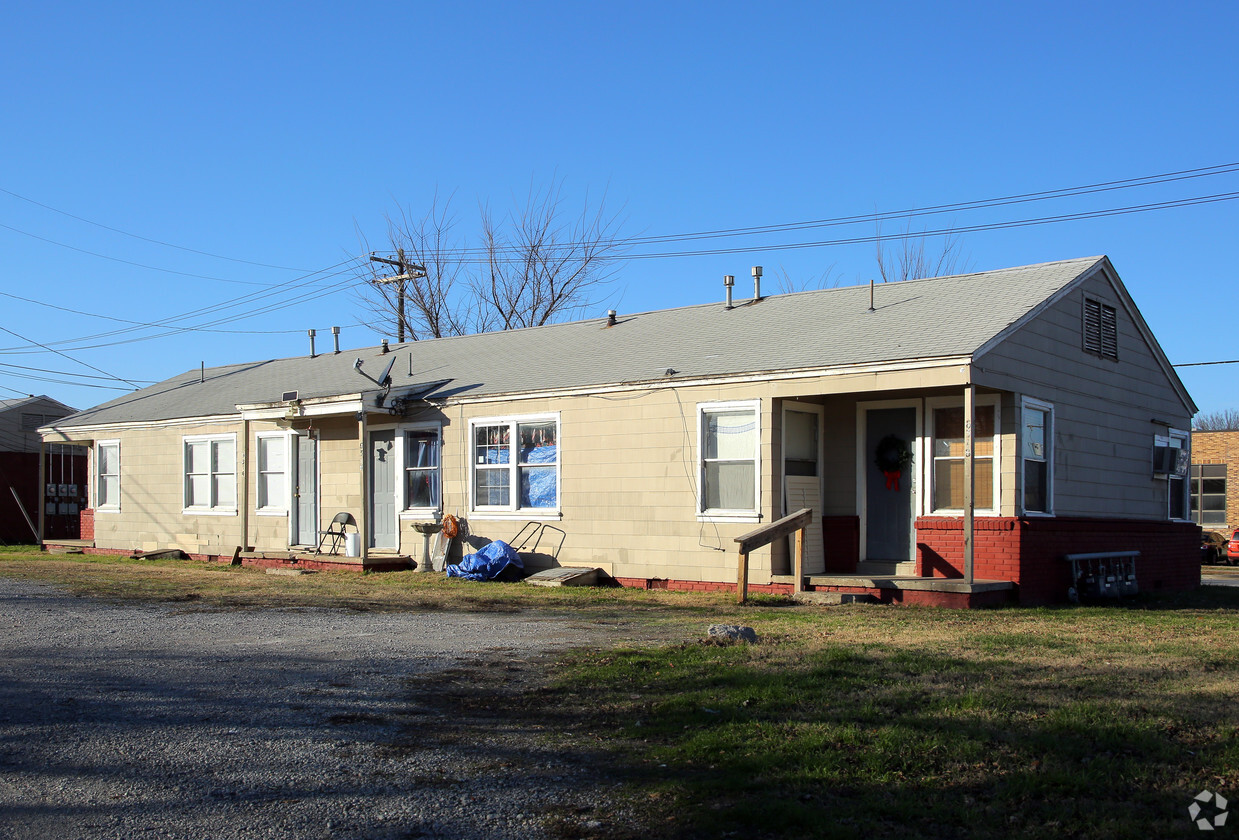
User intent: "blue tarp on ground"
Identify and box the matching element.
[445,540,524,581]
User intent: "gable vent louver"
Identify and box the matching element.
[1083,298,1117,360]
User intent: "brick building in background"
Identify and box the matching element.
[1191,430,1239,537]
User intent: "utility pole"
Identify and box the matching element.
[369,249,427,342]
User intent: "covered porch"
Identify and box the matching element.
[767,365,1016,594]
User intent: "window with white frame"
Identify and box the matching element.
[470,416,559,512]
[183,434,237,513]
[1154,429,1190,520]
[404,428,441,511]
[699,402,760,516]
[928,399,999,513]
[256,434,287,513]
[1021,400,1053,515]
[96,440,120,511]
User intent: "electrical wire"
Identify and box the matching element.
[619,191,1239,260]
[0,185,311,271]
[0,290,319,335]
[0,257,367,354]
[366,162,1239,259]
[0,325,139,388]
[0,369,136,391]
[0,222,288,285]
[0,362,153,384]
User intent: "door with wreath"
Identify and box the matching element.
[863,407,916,566]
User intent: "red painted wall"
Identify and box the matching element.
[0,452,87,542]
[822,515,860,572]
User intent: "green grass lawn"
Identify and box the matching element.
[2,547,1236,838]
[551,596,1239,839]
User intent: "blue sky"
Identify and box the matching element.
[2,1,1236,415]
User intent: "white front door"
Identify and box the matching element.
[369,430,397,549]
[292,434,318,547]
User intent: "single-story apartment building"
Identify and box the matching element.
[40,256,1200,605]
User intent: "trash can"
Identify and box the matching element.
[344,533,361,558]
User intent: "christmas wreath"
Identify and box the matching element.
[874,434,913,491]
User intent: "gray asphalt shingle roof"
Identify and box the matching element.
[50,256,1104,430]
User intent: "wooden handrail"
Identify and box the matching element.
[734,508,813,603]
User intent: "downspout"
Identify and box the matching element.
[359,410,369,563]
[36,440,46,546]
[963,380,975,584]
[240,418,250,555]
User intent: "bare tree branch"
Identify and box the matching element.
[874,218,970,283]
[1194,408,1239,431]
[772,262,842,293]
[357,181,624,341]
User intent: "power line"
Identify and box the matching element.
[0,369,136,391]
[618,191,1239,260]
[366,162,1239,260]
[0,362,153,383]
[0,257,366,354]
[1174,360,1239,367]
[0,325,140,389]
[0,222,282,285]
[0,290,313,335]
[0,185,311,271]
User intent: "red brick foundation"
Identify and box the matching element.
[39,545,411,573]
[915,516,1200,605]
[78,509,95,541]
[612,577,794,595]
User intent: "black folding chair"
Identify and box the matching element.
[315,512,357,555]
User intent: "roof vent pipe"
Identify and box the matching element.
[724,274,735,309]
[308,329,317,358]
[381,339,390,354]
[606,309,617,326]
[752,266,763,301]
[332,326,341,354]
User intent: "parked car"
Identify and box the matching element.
[1202,530,1228,564]
[1229,530,1239,565]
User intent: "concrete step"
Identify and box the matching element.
[856,560,917,577]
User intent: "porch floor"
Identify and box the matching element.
[239,549,415,572]
[770,573,1015,607]
[806,574,1014,594]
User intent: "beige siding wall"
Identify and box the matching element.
[976,272,1192,519]
[87,417,367,556]
[317,418,364,531]
[422,383,779,582]
[91,419,244,554]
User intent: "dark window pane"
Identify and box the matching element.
[1025,460,1048,513]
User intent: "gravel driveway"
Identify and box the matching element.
[0,577,643,840]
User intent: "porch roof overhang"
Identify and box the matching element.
[237,392,368,421]
[237,378,453,422]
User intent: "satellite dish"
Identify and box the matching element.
[377,355,397,387]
